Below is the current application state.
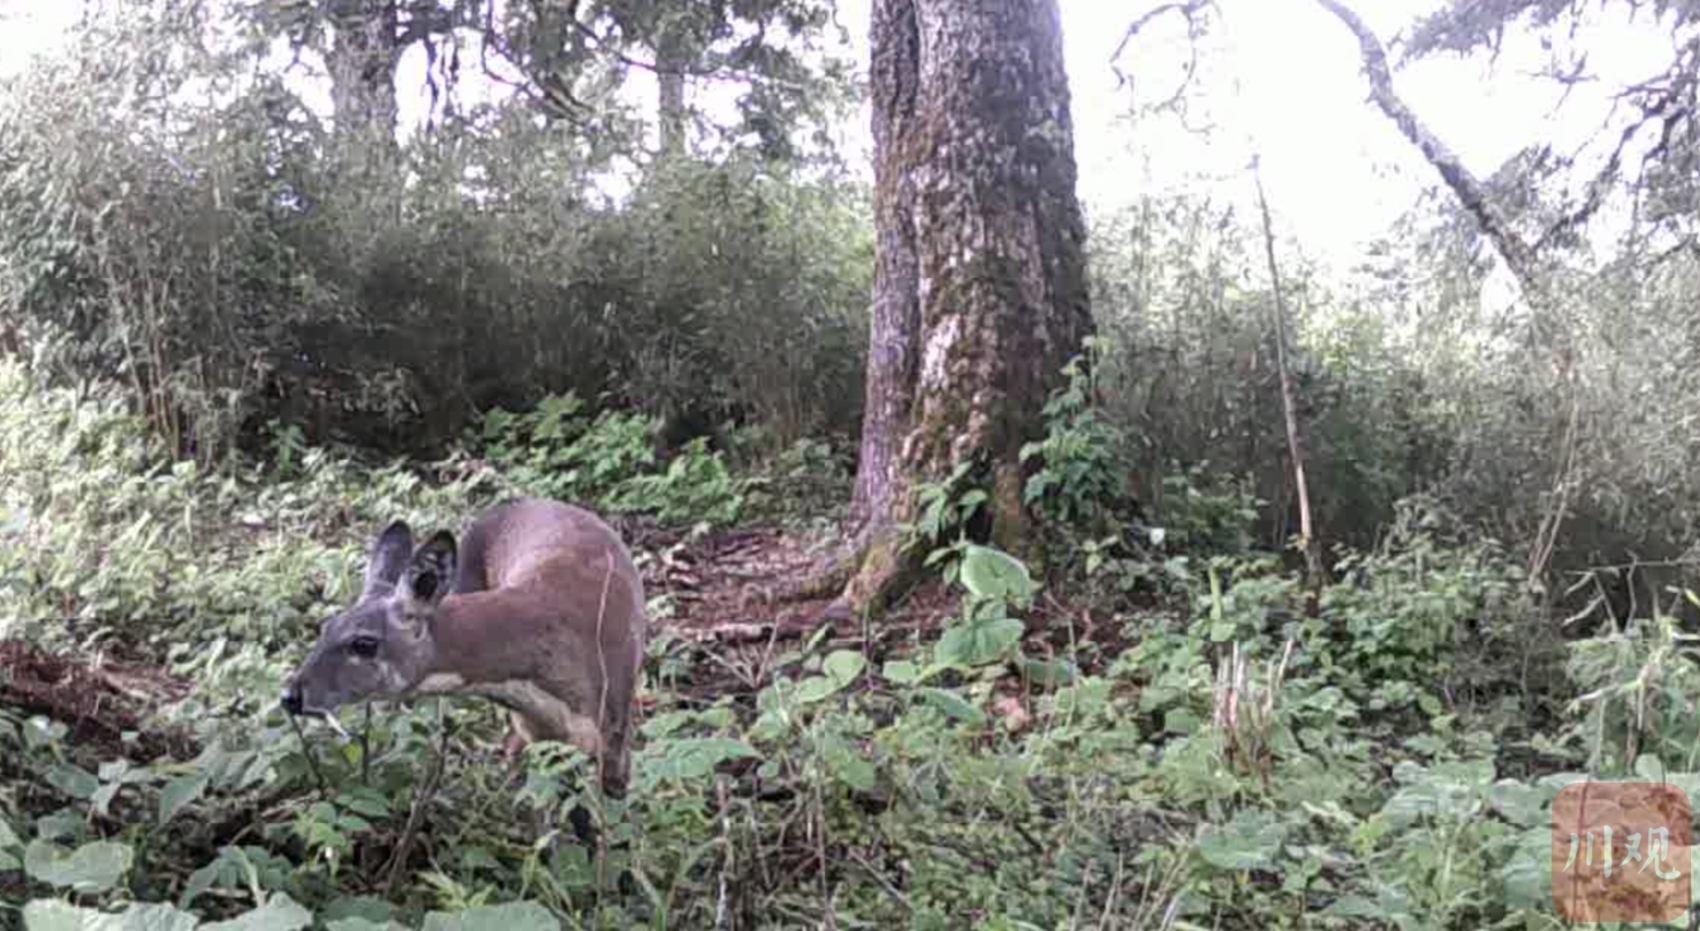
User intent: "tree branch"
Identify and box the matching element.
[1317,0,1589,591]
[1251,155,1326,604]
[1112,1,1216,106]
[1314,0,1545,304]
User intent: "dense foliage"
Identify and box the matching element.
[0,3,871,463]
[1,352,1694,930]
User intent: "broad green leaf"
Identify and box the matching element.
[123,902,205,931]
[918,688,986,727]
[1051,677,1112,720]
[327,921,409,931]
[1380,783,1441,825]
[1634,753,1669,783]
[91,783,122,819]
[34,811,80,842]
[1018,657,1078,689]
[24,839,134,892]
[1433,757,1496,789]
[935,617,1024,668]
[420,902,561,931]
[180,858,225,910]
[1196,809,1287,872]
[958,544,1035,603]
[822,649,867,686]
[1486,780,1550,827]
[23,900,99,931]
[44,763,99,801]
[794,675,844,704]
[159,773,210,825]
[1162,708,1201,735]
[202,893,313,931]
[0,815,19,848]
[648,738,759,784]
[821,738,877,792]
[882,660,925,685]
[321,894,401,927]
[1499,826,1554,909]
[1322,895,1401,921]
[336,787,392,819]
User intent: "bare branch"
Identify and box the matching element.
[476,0,594,123]
[1314,0,1545,304]
[1111,0,1216,102]
[564,17,815,93]
[1250,154,1326,603]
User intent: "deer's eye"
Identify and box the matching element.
[348,635,380,658]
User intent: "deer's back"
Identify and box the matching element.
[441,498,647,798]
[454,498,646,635]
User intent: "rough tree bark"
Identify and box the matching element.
[655,20,690,157]
[326,0,404,151]
[812,0,1094,618]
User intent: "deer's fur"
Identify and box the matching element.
[280,497,647,797]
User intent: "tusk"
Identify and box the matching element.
[321,713,352,740]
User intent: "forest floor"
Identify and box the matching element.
[2,521,1125,768]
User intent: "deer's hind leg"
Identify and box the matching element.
[598,717,631,800]
[504,710,599,847]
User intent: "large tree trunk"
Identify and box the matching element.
[844,0,925,535]
[326,0,403,152]
[655,23,690,157]
[829,0,1094,617]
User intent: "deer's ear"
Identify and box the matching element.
[362,520,414,598]
[400,530,458,612]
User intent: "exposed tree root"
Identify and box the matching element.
[836,522,927,620]
[773,537,864,605]
[773,517,931,624]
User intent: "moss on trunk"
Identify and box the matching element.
[813,0,1092,620]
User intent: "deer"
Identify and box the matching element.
[278,497,648,813]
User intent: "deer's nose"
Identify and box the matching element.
[280,685,304,715]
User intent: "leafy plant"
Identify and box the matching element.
[1020,337,1134,531]
[467,396,744,527]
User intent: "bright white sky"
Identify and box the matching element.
[0,0,1671,274]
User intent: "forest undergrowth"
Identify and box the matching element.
[3,355,1700,931]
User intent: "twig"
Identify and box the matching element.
[383,699,452,898]
[1111,1,1215,90]
[715,776,734,929]
[1250,154,1327,600]
[847,846,912,914]
[1096,852,1126,930]
[1312,0,1545,304]
[360,701,373,785]
[284,709,329,796]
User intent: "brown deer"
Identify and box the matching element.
[279,497,648,801]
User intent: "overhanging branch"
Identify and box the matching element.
[1314,0,1545,304]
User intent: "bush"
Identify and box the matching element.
[0,8,873,466]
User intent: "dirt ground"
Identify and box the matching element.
[0,637,193,759]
